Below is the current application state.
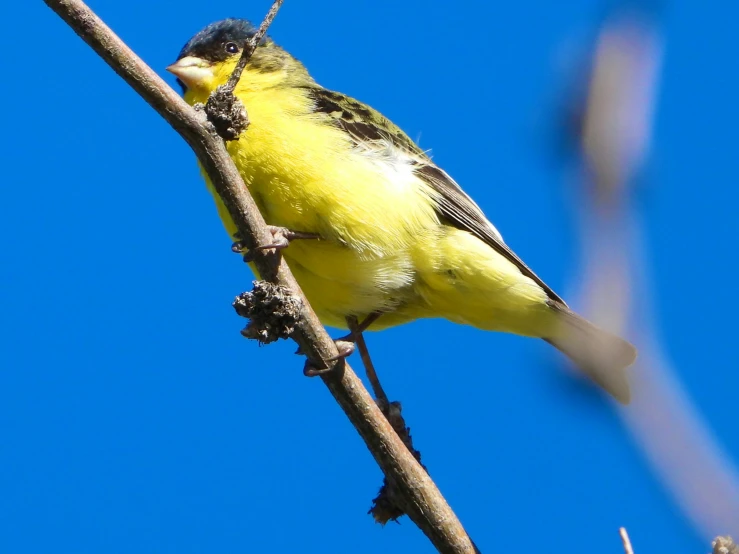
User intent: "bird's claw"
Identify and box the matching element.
[302,340,355,377]
[261,226,321,251]
[232,226,320,261]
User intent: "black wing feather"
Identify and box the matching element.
[413,164,564,304]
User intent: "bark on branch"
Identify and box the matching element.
[41,0,479,552]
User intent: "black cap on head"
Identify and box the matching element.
[177,18,266,63]
[171,18,304,93]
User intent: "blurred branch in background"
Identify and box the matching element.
[620,527,635,554]
[713,537,739,554]
[554,0,739,542]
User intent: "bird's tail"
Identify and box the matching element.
[544,303,636,404]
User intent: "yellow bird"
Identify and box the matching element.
[167,18,636,403]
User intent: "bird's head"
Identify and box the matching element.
[167,18,310,103]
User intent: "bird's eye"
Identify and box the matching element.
[225,42,240,54]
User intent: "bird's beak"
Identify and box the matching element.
[166,56,213,89]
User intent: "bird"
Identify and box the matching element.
[167,18,637,403]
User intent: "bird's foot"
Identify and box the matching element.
[302,339,355,377]
[334,312,383,343]
[297,313,381,376]
[231,227,321,260]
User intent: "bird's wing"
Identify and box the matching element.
[412,162,565,304]
[307,88,428,159]
[307,87,565,304]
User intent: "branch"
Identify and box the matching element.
[619,528,634,554]
[42,1,478,552]
[225,0,284,92]
[204,0,284,140]
[713,536,739,554]
[621,530,739,554]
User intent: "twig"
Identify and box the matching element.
[619,527,634,554]
[42,0,478,552]
[225,0,284,92]
[204,0,284,140]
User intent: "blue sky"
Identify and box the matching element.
[2,0,737,552]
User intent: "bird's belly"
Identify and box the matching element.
[279,239,418,330]
[220,131,443,328]
[205,174,426,330]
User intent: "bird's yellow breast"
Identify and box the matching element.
[226,85,439,249]
[192,81,441,327]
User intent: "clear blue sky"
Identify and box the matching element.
[2,0,737,552]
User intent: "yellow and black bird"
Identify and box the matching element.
[167,18,636,403]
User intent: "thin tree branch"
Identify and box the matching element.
[619,527,634,554]
[42,0,478,552]
[225,0,284,92]
[204,0,284,140]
